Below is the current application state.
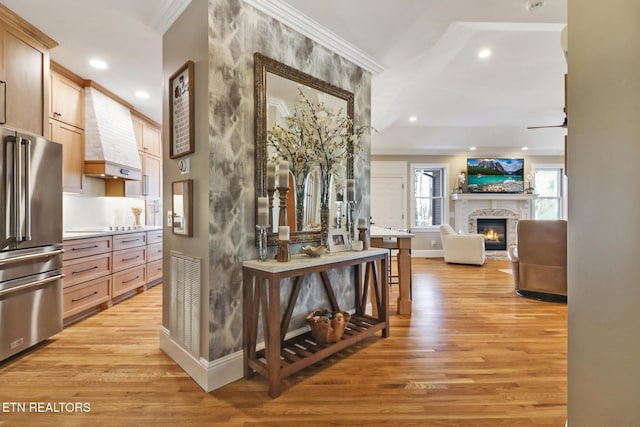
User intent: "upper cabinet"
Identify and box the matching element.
[49,64,85,193]
[133,114,162,157]
[50,68,84,129]
[0,4,57,136]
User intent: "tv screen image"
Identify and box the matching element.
[466,158,524,193]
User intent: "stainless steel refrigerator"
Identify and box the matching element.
[0,126,63,362]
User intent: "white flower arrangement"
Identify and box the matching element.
[267,89,371,207]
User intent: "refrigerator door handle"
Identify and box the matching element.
[5,136,19,241]
[0,274,63,298]
[14,136,23,242]
[22,138,31,241]
[0,248,63,267]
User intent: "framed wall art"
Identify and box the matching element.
[169,60,195,159]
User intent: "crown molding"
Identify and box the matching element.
[244,0,385,75]
[150,0,193,34]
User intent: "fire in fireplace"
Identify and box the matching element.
[477,218,507,251]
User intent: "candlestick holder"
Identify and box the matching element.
[267,188,276,231]
[358,226,369,250]
[277,240,290,262]
[344,200,357,245]
[277,187,289,227]
[256,225,269,261]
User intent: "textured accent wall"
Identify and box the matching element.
[207,0,372,360]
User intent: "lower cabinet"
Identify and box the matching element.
[62,228,162,324]
[63,276,111,318]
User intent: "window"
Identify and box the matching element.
[412,165,445,227]
[534,167,563,219]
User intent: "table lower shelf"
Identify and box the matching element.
[249,314,386,380]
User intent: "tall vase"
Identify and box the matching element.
[320,202,330,247]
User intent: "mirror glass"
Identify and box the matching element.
[254,53,354,245]
[172,179,193,236]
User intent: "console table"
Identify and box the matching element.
[242,248,389,397]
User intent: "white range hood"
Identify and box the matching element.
[84,86,141,180]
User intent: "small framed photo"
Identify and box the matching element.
[328,229,350,253]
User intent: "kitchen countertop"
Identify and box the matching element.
[63,226,163,240]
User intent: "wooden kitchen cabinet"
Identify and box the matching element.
[112,232,147,298]
[62,235,113,322]
[133,114,162,156]
[146,229,163,287]
[50,119,84,192]
[63,229,162,324]
[0,5,57,136]
[50,67,84,129]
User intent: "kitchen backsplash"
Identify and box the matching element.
[63,177,146,230]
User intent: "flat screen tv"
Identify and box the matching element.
[466,158,524,193]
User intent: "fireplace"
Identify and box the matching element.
[477,218,507,251]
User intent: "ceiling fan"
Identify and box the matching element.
[527,109,567,129]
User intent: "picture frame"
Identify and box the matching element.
[169,61,195,159]
[172,179,193,236]
[328,229,350,253]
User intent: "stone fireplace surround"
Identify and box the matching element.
[450,193,538,259]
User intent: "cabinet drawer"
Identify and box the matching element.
[113,232,146,251]
[146,229,162,245]
[63,253,112,288]
[112,265,146,297]
[146,242,162,262]
[146,259,163,283]
[63,236,112,261]
[113,247,146,272]
[63,276,111,318]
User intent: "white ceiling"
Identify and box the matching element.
[0,0,190,124]
[0,0,567,155]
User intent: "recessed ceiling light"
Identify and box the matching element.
[135,91,150,99]
[409,116,417,122]
[477,49,492,59]
[469,146,477,151]
[89,58,108,69]
[522,146,529,151]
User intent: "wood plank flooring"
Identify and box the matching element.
[0,259,567,426]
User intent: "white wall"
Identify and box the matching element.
[63,177,144,230]
[371,154,563,253]
[568,1,640,425]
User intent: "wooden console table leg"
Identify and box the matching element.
[267,275,283,398]
[380,255,389,338]
[243,271,261,379]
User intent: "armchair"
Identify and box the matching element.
[439,224,485,266]
[508,220,567,301]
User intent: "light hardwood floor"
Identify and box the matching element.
[0,259,567,426]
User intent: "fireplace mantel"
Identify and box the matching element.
[450,193,538,259]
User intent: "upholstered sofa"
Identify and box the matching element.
[507,220,567,301]
[439,224,485,266]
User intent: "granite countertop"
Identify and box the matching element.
[63,226,163,240]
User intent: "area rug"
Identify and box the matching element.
[498,269,513,275]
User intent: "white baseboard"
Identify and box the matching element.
[411,249,443,258]
[159,326,243,392]
[160,304,374,392]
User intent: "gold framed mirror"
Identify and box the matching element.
[254,53,355,245]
